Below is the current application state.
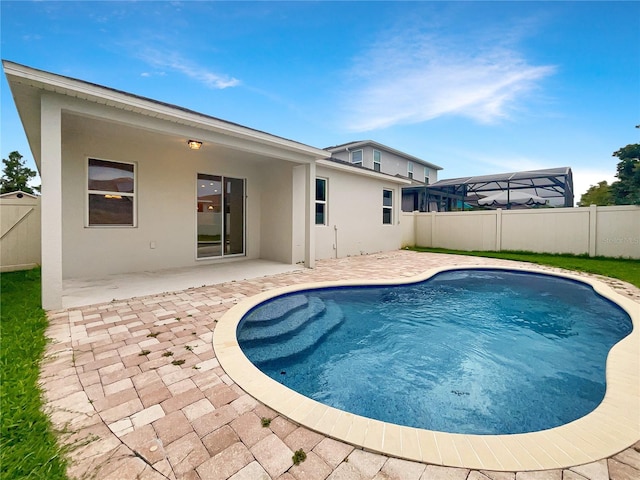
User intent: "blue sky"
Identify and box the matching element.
[1,1,639,201]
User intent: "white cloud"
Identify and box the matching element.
[342,31,556,132]
[138,49,239,89]
[572,167,616,202]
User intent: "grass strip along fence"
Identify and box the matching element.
[0,268,69,480]
[410,247,640,288]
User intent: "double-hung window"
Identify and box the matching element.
[373,150,381,172]
[87,158,136,226]
[315,178,327,225]
[407,162,414,179]
[351,149,363,166]
[424,166,430,184]
[383,189,393,225]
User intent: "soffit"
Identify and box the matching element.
[3,61,330,168]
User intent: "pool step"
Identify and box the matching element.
[243,294,309,324]
[241,299,344,365]
[238,296,326,343]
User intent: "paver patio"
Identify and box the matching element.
[40,250,640,480]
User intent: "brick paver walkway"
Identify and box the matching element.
[41,251,640,479]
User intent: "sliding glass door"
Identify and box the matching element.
[197,174,245,258]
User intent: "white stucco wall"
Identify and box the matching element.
[311,166,404,261]
[260,162,295,264]
[60,112,273,278]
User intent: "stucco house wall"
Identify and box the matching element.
[60,111,274,278]
[5,61,418,309]
[291,163,407,263]
[313,164,404,260]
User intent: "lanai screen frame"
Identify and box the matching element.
[402,167,574,212]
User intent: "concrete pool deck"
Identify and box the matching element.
[41,250,640,479]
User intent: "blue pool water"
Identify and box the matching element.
[237,269,633,434]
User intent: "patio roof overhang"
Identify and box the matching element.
[2,60,331,170]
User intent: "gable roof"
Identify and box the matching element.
[3,60,330,167]
[324,140,442,170]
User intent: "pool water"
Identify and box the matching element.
[237,269,632,434]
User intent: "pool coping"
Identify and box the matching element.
[213,264,640,472]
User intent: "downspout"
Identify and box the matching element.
[334,224,338,259]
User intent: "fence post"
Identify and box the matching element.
[430,211,436,248]
[496,209,502,252]
[589,204,597,257]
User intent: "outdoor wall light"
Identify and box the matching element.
[187,140,203,150]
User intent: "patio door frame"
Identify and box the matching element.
[196,173,246,260]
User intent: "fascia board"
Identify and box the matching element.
[3,61,330,161]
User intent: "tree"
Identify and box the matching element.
[610,143,640,205]
[1,151,39,194]
[578,180,613,206]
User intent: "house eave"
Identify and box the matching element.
[3,60,330,163]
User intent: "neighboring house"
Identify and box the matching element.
[324,141,442,213]
[3,61,411,309]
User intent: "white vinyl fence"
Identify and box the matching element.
[0,192,41,272]
[401,205,640,259]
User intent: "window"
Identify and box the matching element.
[351,149,363,166]
[197,174,245,258]
[87,158,135,226]
[315,178,327,225]
[407,162,414,179]
[383,189,393,224]
[424,166,430,184]
[373,150,381,172]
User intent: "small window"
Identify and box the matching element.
[87,158,135,226]
[315,178,327,225]
[351,149,363,166]
[407,162,414,179]
[383,189,393,224]
[424,167,430,184]
[373,150,381,172]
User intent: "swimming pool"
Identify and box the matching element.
[213,265,640,470]
[236,269,632,435]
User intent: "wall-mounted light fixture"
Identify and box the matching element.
[187,140,203,150]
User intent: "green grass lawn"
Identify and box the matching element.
[0,268,69,480]
[410,247,640,288]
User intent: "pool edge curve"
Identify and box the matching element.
[213,264,640,471]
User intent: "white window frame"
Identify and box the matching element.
[383,188,393,225]
[315,177,328,226]
[424,166,430,184]
[86,157,136,227]
[373,149,381,172]
[407,162,414,179]
[351,149,363,166]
